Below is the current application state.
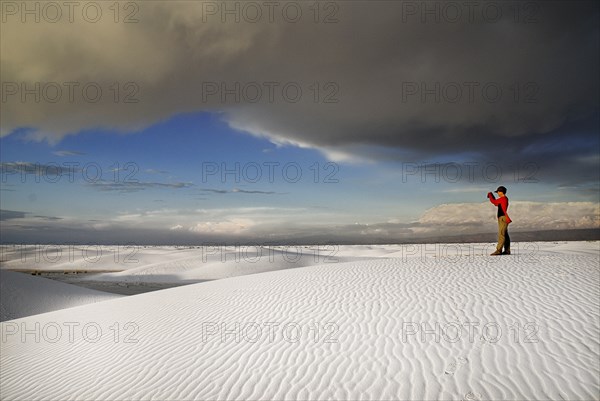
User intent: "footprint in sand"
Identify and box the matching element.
[463,390,482,400]
[444,362,457,375]
[444,357,468,375]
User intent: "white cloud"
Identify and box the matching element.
[188,218,254,235]
[416,201,600,234]
[1,200,598,244]
[441,186,490,194]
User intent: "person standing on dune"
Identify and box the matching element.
[487,186,511,256]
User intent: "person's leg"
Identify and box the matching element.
[504,226,511,254]
[493,217,507,254]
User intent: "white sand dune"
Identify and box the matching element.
[0,270,121,322]
[0,244,190,272]
[1,241,598,400]
[95,245,378,283]
[0,244,385,284]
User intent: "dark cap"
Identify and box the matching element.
[494,186,507,193]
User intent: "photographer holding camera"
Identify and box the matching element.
[488,186,512,256]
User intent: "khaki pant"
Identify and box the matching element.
[496,216,510,252]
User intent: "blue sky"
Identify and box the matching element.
[2,109,597,244]
[1,111,450,221]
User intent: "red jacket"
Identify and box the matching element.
[487,193,512,224]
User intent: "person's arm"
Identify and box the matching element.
[487,192,501,205]
[501,198,512,223]
[488,194,512,223]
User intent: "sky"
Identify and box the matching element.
[1,0,599,244]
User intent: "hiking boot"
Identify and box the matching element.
[490,250,502,256]
[502,250,511,255]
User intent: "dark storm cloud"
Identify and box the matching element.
[2,1,598,184]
